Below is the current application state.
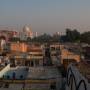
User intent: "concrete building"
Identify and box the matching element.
[50,43,61,66]
[82,46,90,63]
[61,48,80,69]
[10,43,44,66]
[10,42,29,53]
[0,30,18,42]
[26,44,44,66]
[50,43,65,65]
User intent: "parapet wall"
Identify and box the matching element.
[0,64,10,78]
[66,64,90,90]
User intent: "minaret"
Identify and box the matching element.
[29,25,33,38]
[35,32,38,37]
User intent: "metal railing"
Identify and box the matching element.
[66,64,90,90]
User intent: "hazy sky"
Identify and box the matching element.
[0,0,90,34]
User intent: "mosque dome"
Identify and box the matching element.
[23,26,31,32]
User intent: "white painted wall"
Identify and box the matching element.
[66,64,90,90]
[0,64,10,78]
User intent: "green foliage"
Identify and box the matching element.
[9,37,20,42]
[66,28,80,42]
[26,29,90,44]
[65,28,90,44]
[80,31,90,44]
[31,33,53,43]
[52,34,60,42]
[31,33,61,43]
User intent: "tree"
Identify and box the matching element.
[52,34,61,42]
[66,28,80,42]
[27,37,32,42]
[9,37,20,42]
[73,29,80,41]
[80,31,90,44]
[66,28,73,42]
[31,33,52,43]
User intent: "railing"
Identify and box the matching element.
[0,64,10,78]
[66,64,90,90]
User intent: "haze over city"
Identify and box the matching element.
[0,0,90,34]
[0,1,90,90]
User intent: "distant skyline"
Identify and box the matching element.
[0,0,90,34]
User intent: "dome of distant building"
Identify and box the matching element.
[22,25,33,39]
[23,26,30,32]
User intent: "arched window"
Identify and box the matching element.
[50,82,56,90]
[20,75,23,79]
[3,75,4,78]
[12,72,16,80]
[7,75,10,79]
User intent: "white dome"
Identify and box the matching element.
[23,26,31,32]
